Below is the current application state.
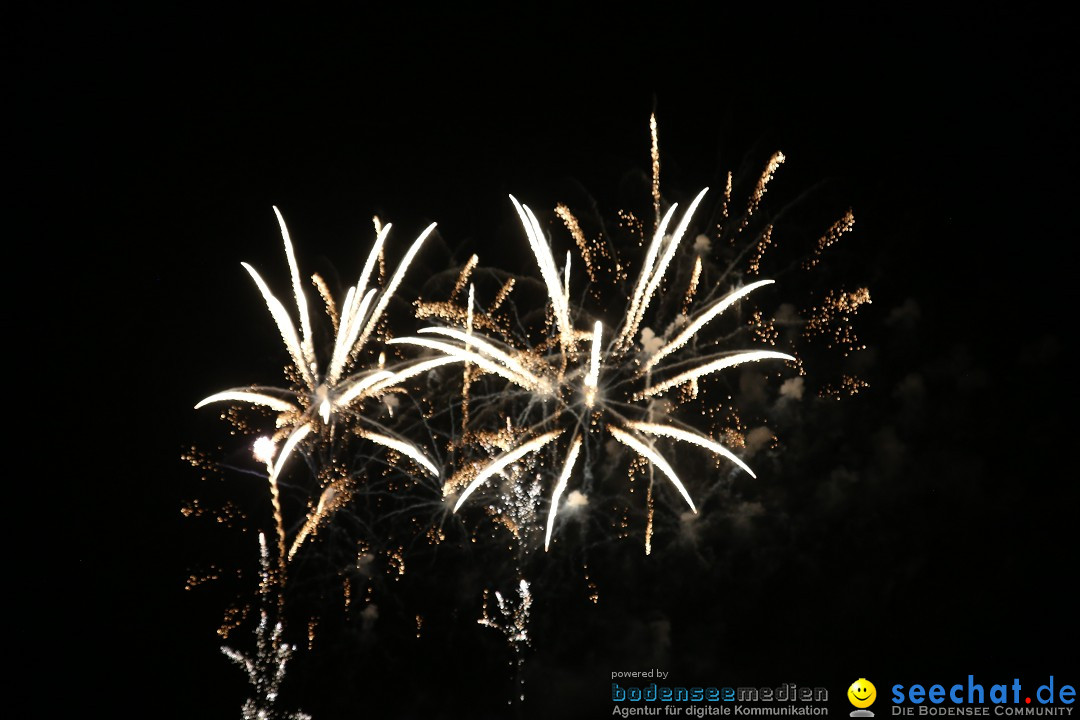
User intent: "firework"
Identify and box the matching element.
[188,112,870,717]
[195,209,444,568]
[393,187,795,553]
[478,578,533,704]
[221,534,312,720]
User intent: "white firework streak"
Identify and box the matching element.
[417,327,546,390]
[274,206,317,375]
[544,434,582,551]
[617,202,680,351]
[624,421,757,478]
[643,279,776,371]
[328,287,378,385]
[387,336,545,391]
[332,369,397,410]
[452,430,563,512]
[627,188,711,346]
[265,422,314,567]
[195,391,298,414]
[268,423,313,492]
[608,425,696,513]
[355,356,462,398]
[355,429,440,477]
[240,261,315,388]
[352,223,437,355]
[510,195,572,348]
[583,321,602,407]
[638,350,796,399]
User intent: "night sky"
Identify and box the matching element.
[27,6,1075,719]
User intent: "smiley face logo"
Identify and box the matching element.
[848,678,877,708]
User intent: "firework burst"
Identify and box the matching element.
[393,183,795,554]
[188,112,870,717]
[195,209,447,570]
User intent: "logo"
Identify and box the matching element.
[850,678,878,717]
[890,676,1076,715]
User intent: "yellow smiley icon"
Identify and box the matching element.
[848,679,876,708]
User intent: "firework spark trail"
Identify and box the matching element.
[288,479,349,562]
[221,533,312,720]
[462,283,475,431]
[478,578,534,704]
[741,151,785,232]
[650,112,661,232]
[682,256,702,312]
[267,423,313,571]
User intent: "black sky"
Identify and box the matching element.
[22,5,1076,718]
